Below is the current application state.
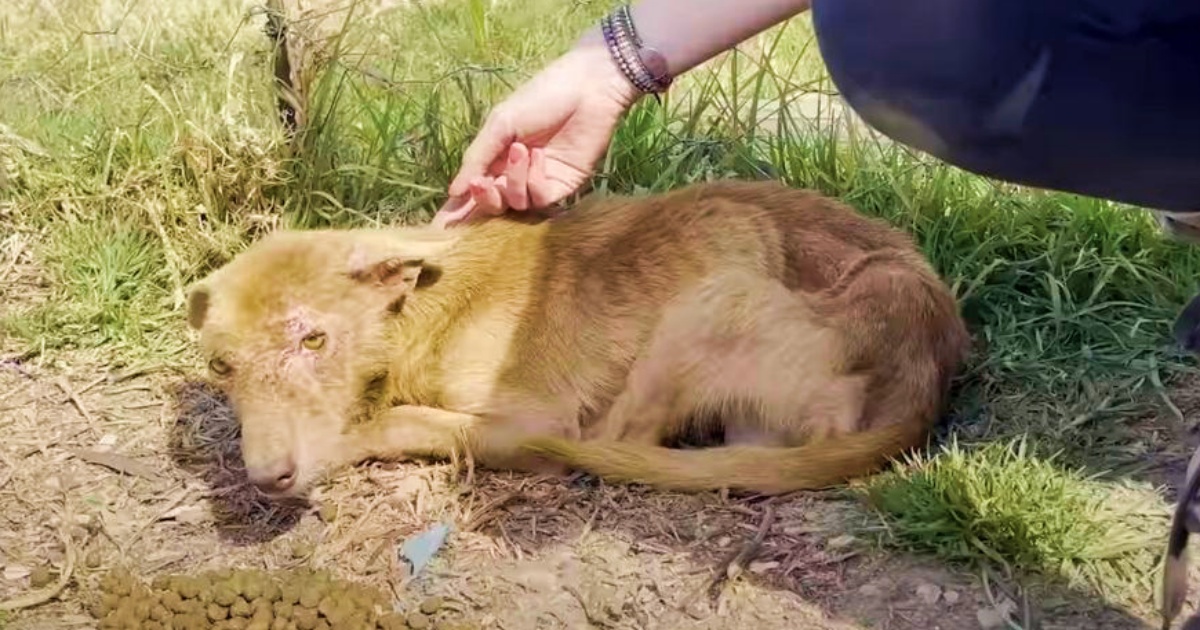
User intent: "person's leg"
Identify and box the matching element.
[810,0,1200,214]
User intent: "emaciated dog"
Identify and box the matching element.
[186,180,970,499]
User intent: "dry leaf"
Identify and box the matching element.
[160,504,210,526]
[3,565,30,581]
[68,448,158,480]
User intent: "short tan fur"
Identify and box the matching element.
[186,180,970,498]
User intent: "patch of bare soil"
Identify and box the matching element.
[1129,373,1200,502]
[0,352,1171,630]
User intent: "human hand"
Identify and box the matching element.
[432,42,640,228]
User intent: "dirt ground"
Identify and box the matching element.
[0,360,1170,630]
[0,244,1190,630]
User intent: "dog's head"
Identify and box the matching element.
[185,228,451,498]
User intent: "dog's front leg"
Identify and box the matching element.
[344,405,570,476]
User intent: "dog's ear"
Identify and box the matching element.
[348,255,427,292]
[1173,292,1200,353]
[345,242,444,313]
[344,231,452,305]
[186,284,211,330]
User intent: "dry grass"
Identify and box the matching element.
[4,0,1200,628]
[0,339,1177,629]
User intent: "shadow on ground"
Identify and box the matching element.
[166,379,308,545]
[161,376,1164,629]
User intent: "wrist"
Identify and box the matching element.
[572,28,644,109]
[605,1,814,78]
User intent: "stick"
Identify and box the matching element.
[0,521,78,611]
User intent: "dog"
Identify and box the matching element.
[185,179,970,499]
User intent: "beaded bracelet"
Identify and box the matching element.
[600,4,673,96]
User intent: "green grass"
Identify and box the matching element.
[1,0,1197,617]
[860,436,1171,605]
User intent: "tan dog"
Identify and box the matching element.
[186,180,970,499]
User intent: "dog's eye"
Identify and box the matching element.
[208,358,232,376]
[302,332,326,351]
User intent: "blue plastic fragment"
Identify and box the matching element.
[398,521,453,577]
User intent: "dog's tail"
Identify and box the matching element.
[519,420,927,495]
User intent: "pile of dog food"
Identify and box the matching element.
[88,566,469,629]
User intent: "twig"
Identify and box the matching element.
[461,490,521,532]
[68,448,159,480]
[575,502,602,545]
[563,583,612,628]
[314,494,387,565]
[69,375,107,399]
[0,380,33,404]
[55,377,95,424]
[117,486,193,560]
[0,518,79,612]
[705,501,776,599]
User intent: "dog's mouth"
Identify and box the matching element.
[251,476,309,502]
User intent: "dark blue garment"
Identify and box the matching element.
[810,0,1200,212]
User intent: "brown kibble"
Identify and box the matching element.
[252,606,274,623]
[143,621,163,630]
[271,616,290,630]
[228,617,250,630]
[274,600,294,619]
[251,597,272,616]
[86,550,104,569]
[214,585,238,606]
[151,604,172,622]
[178,577,201,600]
[290,542,313,559]
[133,597,153,620]
[208,603,230,622]
[198,582,215,603]
[294,607,319,630]
[314,621,330,630]
[98,572,117,592]
[406,612,430,630]
[100,591,121,615]
[318,504,338,523]
[242,576,265,601]
[262,580,282,603]
[280,581,301,605]
[349,584,380,609]
[299,585,323,608]
[378,612,408,630]
[231,596,252,617]
[110,576,133,597]
[162,590,187,613]
[248,619,273,630]
[419,597,444,615]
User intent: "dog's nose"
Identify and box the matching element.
[246,458,297,494]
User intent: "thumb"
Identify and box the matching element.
[449,110,516,197]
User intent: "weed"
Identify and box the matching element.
[860,436,1171,606]
[1,0,1197,616]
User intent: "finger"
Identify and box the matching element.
[469,177,507,216]
[449,109,516,197]
[431,195,477,229]
[501,143,531,211]
[527,148,556,209]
